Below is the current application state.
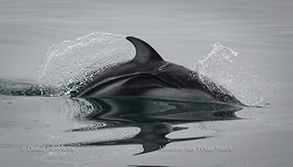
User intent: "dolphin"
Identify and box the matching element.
[75,36,242,105]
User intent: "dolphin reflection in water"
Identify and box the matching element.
[63,98,242,155]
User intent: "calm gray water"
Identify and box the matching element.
[1,0,293,167]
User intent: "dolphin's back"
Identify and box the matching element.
[75,36,242,105]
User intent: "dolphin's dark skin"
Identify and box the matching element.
[75,36,241,105]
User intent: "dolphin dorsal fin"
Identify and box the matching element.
[126,36,164,63]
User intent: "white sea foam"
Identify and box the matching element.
[195,42,270,106]
[38,32,135,96]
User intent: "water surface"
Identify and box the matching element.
[1,0,293,167]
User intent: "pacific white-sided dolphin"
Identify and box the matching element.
[75,36,242,105]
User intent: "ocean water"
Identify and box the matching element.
[1,0,293,167]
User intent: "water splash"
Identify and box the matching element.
[0,78,57,96]
[199,42,238,65]
[38,32,135,96]
[194,42,270,106]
